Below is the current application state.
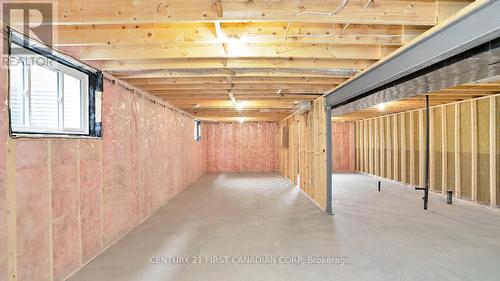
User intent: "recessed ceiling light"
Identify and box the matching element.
[235,101,244,111]
[377,103,386,110]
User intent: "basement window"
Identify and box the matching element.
[7,29,103,137]
[194,120,201,141]
[10,50,89,134]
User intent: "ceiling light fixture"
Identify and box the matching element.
[235,101,244,111]
[377,103,386,110]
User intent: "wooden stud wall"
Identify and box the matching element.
[278,98,355,210]
[354,94,499,207]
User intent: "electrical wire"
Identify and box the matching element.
[245,33,411,40]
[102,75,195,119]
[295,0,349,16]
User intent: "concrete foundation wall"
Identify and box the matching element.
[0,66,207,281]
[206,122,278,172]
[354,95,499,208]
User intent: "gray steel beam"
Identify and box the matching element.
[326,0,500,108]
[332,44,500,115]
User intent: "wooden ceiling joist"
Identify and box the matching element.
[113,70,354,79]
[41,0,472,122]
[150,89,327,95]
[138,83,337,91]
[122,76,347,85]
[43,0,448,26]
[77,43,398,60]
[164,95,320,100]
[55,23,425,47]
[96,58,375,71]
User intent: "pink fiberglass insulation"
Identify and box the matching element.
[207,124,216,171]
[342,122,355,171]
[102,80,140,245]
[332,122,342,171]
[51,140,81,281]
[240,124,250,171]
[257,123,267,170]
[249,123,259,172]
[79,140,103,263]
[233,123,242,172]
[207,122,279,172]
[267,123,277,171]
[15,140,52,281]
[332,122,355,172]
[224,123,234,171]
[0,72,207,281]
[0,58,8,281]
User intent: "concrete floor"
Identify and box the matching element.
[69,173,500,281]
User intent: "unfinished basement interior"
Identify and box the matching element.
[1,0,500,280]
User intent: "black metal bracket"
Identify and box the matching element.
[415,186,429,210]
[447,191,453,205]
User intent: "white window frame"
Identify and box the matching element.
[194,120,201,141]
[9,46,89,135]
